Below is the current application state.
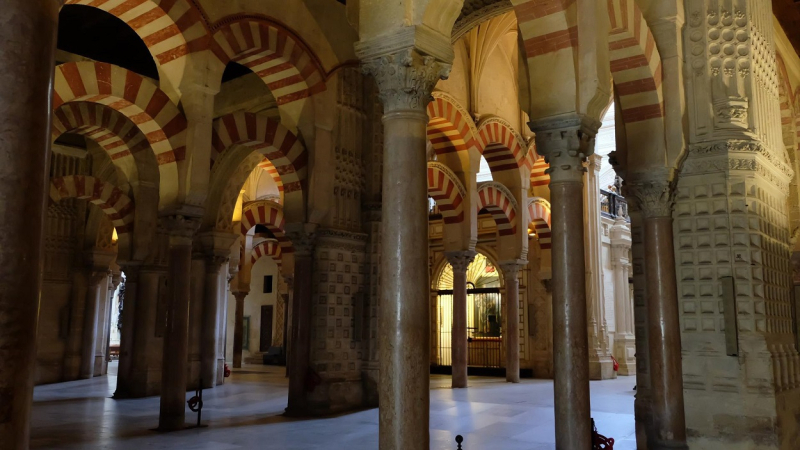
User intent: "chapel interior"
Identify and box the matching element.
[3,0,800,449]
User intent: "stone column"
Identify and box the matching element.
[444,251,476,388]
[529,116,598,450]
[585,154,613,379]
[158,216,199,431]
[609,219,636,376]
[115,264,140,397]
[626,176,687,449]
[282,274,294,379]
[231,291,247,369]
[80,270,109,379]
[285,232,315,416]
[0,2,59,444]
[359,47,450,450]
[200,255,227,386]
[500,261,525,383]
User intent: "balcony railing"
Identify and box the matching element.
[600,189,629,220]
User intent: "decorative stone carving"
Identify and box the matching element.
[529,115,601,184]
[161,215,201,247]
[361,48,451,112]
[205,255,229,272]
[624,177,675,219]
[287,230,316,258]
[444,251,477,273]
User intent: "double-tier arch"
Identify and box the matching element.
[53,62,187,209]
[251,239,282,265]
[476,116,530,187]
[527,197,552,250]
[239,200,293,253]
[427,92,480,175]
[427,162,467,225]
[476,181,518,237]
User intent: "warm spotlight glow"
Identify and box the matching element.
[112,228,118,243]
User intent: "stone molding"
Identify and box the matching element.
[315,228,368,253]
[361,48,451,113]
[355,25,454,67]
[205,255,229,272]
[287,230,316,258]
[452,0,513,41]
[444,250,477,273]
[624,178,675,219]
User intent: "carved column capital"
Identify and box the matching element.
[499,260,527,280]
[89,270,111,287]
[205,255,229,272]
[361,48,451,113]
[160,215,201,247]
[233,291,248,303]
[529,115,601,184]
[444,250,477,273]
[287,231,316,258]
[624,176,675,219]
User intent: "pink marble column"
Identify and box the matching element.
[501,261,525,383]
[530,117,598,450]
[0,1,59,446]
[286,234,314,416]
[626,177,687,450]
[360,47,450,450]
[444,251,476,388]
[232,292,247,369]
[158,216,199,431]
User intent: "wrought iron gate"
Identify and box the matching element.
[435,287,503,368]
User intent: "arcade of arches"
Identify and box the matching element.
[4,1,800,449]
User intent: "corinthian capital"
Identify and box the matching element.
[624,176,675,219]
[361,48,451,112]
[160,215,201,246]
[444,250,477,273]
[529,114,601,184]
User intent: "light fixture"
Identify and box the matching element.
[112,228,118,243]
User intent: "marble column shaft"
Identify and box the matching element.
[80,271,108,379]
[286,237,314,415]
[201,257,227,387]
[129,267,164,397]
[445,251,476,389]
[115,266,139,397]
[158,216,199,431]
[530,118,597,450]
[627,178,687,449]
[0,2,59,445]
[232,292,247,369]
[501,262,524,384]
[361,47,450,450]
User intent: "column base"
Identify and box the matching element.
[589,355,616,380]
[157,416,186,432]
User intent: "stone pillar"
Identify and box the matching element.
[282,274,294,379]
[285,232,315,416]
[529,116,598,450]
[115,264,140,398]
[626,176,687,450]
[585,154,614,380]
[500,261,525,383]
[158,216,199,431]
[0,2,59,444]
[444,251,476,388]
[609,219,635,376]
[129,266,165,397]
[358,45,450,449]
[232,291,247,369]
[201,255,227,386]
[80,270,109,379]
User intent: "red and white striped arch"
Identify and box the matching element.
[211,18,326,106]
[427,93,479,172]
[239,200,293,253]
[529,140,550,187]
[528,197,552,249]
[258,158,285,203]
[212,112,306,204]
[251,239,282,265]
[607,0,663,123]
[52,102,148,182]
[476,117,528,173]
[427,162,467,224]
[477,182,518,236]
[64,0,207,88]
[50,176,134,233]
[53,62,186,205]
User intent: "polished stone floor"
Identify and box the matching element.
[31,362,636,449]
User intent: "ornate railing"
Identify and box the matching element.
[600,189,629,220]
